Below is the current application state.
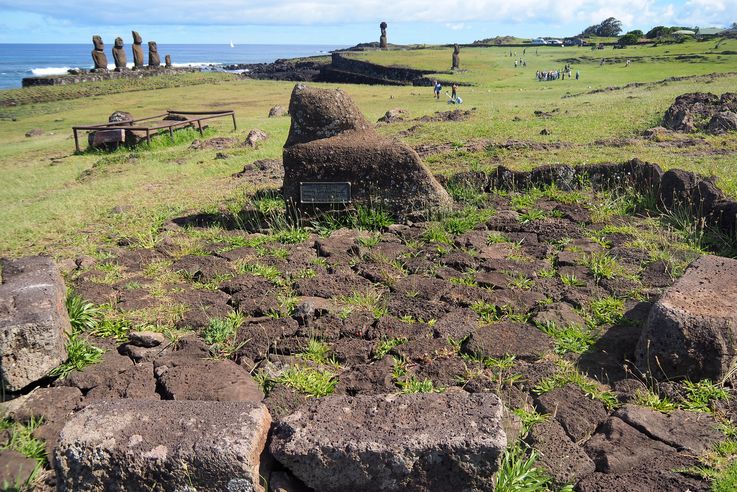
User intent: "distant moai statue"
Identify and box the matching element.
[91,35,108,71]
[112,37,127,71]
[132,31,145,69]
[165,55,172,68]
[379,22,388,49]
[452,44,460,70]
[148,41,161,68]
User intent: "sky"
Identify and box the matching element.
[0,0,734,45]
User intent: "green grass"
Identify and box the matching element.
[278,366,338,397]
[2,39,737,259]
[299,339,338,366]
[373,337,407,359]
[49,335,104,379]
[533,360,619,410]
[0,417,46,487]
[65,291,99,332]
[536,321,596,355]
[202,311,246,359]
[494,443,564,492]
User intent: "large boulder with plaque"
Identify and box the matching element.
[282,84,452,219]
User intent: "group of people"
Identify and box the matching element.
[432,80,462,104]
[514,59,527,67]
[536,64,580,81]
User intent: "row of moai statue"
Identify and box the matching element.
[91,32,171,72]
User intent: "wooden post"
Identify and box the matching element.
[73,129,80,153]
[169,126,175,143]
[197,120,204,136]
[231,112,237,131]
[146,128,151,145]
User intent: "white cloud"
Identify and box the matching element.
[0,0,733,28]
[445,23,468,31]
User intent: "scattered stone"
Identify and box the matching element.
[246,128,268,147]
[0,449,37,487]
[583,417,676,473]
[55,399,271,492]
[269,105,288,117]
[526,419,595,484]
[24,128,44,137]
[614,404,722,454]
[540,128,552,135]
[535,384,608,443]
[463,322,553,361]
[662,92,737,133]
[707,111,737,134]
[0,256,70,392]
[156,358,264,402]
[128,331,166,348]
[270,392,508,492]
[190,136,238,150]
[377,108,408,124]
[635,255,737,381]
[282,84,452,219]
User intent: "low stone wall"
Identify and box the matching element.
[320,53,446,86]
[443,159,737,235]
[22,67,198,87]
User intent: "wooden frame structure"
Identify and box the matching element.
[72,109,237,152]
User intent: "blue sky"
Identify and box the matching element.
[0,0,734,44]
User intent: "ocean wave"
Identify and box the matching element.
[31,67,72,76]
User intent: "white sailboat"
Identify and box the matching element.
[230,40,235,48]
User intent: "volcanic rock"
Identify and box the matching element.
[282,84,452,219]
[635,255,737,381]
[0,256,70,392]
[54,399,271,491]
[131,31,144,68]
[270,392,508,492]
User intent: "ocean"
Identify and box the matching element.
[0,43,347,89]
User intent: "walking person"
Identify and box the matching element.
[434,80,442,100]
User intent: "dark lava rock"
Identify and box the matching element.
[635,255,737,381]
[55,400,271,492]
[535,384,608,443]
[155,358,263,402]
[282,84,452,219]
[270,392,508,492]
[463,322,553,361]
[527,419,596,485]
[583,417,677,474]
[613,404,722,454]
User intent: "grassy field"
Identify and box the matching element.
[0,39,736,259]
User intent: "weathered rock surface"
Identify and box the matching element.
[91,35,107,71]
[282,84,452,219]
[132,31,144,68]
[246,128,268,147]
[55,399,271,492]
[526,419,595,484]
[0,449,37,486]
[583,417,676,474]
[635,255,737,380]
[270,392,508,491]
[0,256,70,392]
[269,105,288,117]
[155,357,264,402]
[613,404,722,454]
[663,92,737,133]
[535,384,608,443]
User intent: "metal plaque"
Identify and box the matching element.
[300,182,351,204]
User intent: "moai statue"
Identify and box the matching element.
[452,44,460,70]
[379,22,388,49]
[91,35,108,71]
[148,41,161,68]
[112,37,127,71]
[165,55,172,68]
[132,31,145,69]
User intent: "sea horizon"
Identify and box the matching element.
[0,43,348,89]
